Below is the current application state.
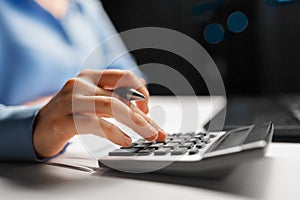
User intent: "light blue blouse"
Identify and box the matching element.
[0,0,142,161]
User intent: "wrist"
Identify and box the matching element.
[32,107,73,158]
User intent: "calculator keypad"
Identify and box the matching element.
[108,132,217,157]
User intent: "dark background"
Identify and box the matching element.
[101,0,300,96]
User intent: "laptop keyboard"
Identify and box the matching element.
[108,132,218,157]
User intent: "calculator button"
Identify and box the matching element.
[189,148,200,155]
[195,143,206,149]
[109,148,138,156]
[148,143,164,150]
[164,143,178,149]
[169,139,185,144]
[194,135,204,140]
[167,135,176,139]
[120,145,136,149]
[154,148,171,155]
[134,144,150,149]
[155,140,169,145]
[189,138,199,144]
[196,132,207,137]
[203,137,211,144]
[178,142,194,149]
[163,139,171,143]
[143,141,155,145]
[171,148,188,155]
[136,148,155,156]
[177,135,192,140]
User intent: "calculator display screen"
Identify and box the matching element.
[213,128,250,151]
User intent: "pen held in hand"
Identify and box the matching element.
[113,87,145,101]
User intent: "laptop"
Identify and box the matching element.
[204,95,300,142]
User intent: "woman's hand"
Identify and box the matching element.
[33,69,166,158]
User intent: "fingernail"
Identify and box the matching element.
[146,135,158,141]
[156,130,167,142]
[150,125,159,137]
[145,126,158,141]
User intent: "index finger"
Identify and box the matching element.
[79,69,149,113]
[99,70,149,113]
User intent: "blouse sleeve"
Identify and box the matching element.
[0,105,67,162]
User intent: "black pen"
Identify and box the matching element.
[113,87,145,101]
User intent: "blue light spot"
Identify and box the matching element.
[204,23,225,44]
[227,11,248,33]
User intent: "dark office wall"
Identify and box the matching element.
[100,0,300,96]
[257,1,300,94]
